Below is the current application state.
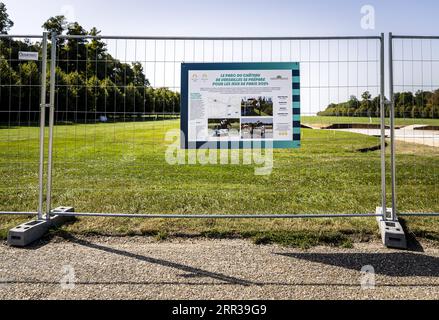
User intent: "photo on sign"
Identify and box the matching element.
[241,96,273,117]
[241,118,274,140]
[207,118,240,139]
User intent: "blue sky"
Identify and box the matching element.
[3,0,438,36]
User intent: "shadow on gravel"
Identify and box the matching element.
[276,252,439,277]
[398,218,425,253]
[2,279,438,288]
[67,236,254,286]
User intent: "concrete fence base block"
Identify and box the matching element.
[49,207,76,227]
[376,207,407,249]
[7,220,50,247]
[7,206,75,247]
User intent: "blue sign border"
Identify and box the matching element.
[180,62,300,149]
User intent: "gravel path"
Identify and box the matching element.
[1,236,438,300]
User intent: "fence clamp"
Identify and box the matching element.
[40,103,51,109]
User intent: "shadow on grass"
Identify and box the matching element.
[244,231,356,249]
[31,227,371,250]
[5,216,435,251]
[400,218,439,247]
[197,230,355,249]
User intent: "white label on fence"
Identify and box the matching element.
[18,51,39,61]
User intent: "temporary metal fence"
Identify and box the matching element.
[389,34,439,218]
[2,32,436,224]
[0,33,46,219]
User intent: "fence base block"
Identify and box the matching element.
[7,220,49,247]
[376,207,407,249]
[49,207,76,227]
[7,207,75,247]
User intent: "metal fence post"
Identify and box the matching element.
[380,33,387,219]
[37,32,48,220]
[388,33,397,221]
[45,32,57,220]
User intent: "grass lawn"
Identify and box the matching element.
[0,116,438,247]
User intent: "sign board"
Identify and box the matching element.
[180,63,300,149]
[18,51,39,61]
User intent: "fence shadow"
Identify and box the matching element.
[398,218,425,252]
[4,234,439,288]
[275,252,439,277]
[2,279,439,288]
[66,236,254,287]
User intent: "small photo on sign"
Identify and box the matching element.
[241,118,274,140]
[241,96,273,117]
[207,118,240,140]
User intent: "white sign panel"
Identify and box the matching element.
[187,69,293,143]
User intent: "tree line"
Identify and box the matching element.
[0,3,180,125]
[318,90,439,119]
[2,1,438,125]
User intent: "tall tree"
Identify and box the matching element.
[1,10,180,123]
[132,62,149,87]
[0,2,13,34]
[361,91,372,101]
[42,15,67,35]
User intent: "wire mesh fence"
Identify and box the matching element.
[390,35,439,215]
[43,35,386,217]
[0,34,45,215]
[1,32,438,249]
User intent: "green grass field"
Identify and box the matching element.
[1,116,438,247]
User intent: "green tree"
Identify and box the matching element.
[42,15,67,35]
[87,27,107,79]
[132,62,149,87]
[1,10,180,124]
[0,2,13,34]
[361,91,372,101]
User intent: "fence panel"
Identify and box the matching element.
[390,35,439,215]
[0,34,46,218]
[46,35,385,217]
